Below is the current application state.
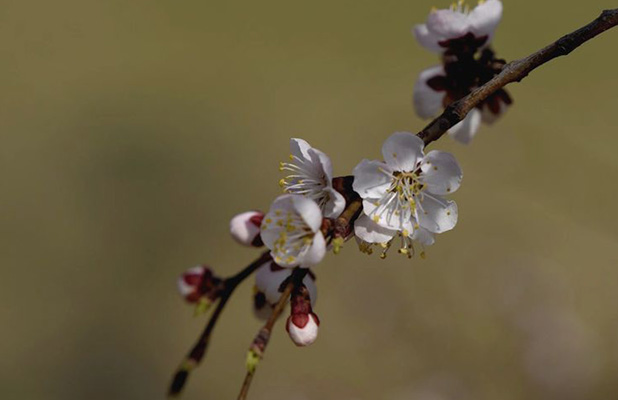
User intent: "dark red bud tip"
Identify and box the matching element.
[177,265,223,304]
[169,369,189,397]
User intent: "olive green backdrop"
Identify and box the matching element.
[2,0,618,399]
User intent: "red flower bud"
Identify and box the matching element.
[230,211,264,247]
[177,265,223,304]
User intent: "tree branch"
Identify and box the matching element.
[237,268,309,400]
[417,8,618,146]
[168,251,271,397]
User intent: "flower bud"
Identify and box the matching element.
[230,211,264,247]
[285,284,319,346]
[177,265,223,304]
[286,312,320,347]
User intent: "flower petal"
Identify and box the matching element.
[381,132,425,172]
[290,138,312,160]
[420,150,463,195]
[426,9,469,40]
[413,65,447,119]
[230,211,263,246]
[448,108,482,144]
[322,186,346,219]
[362,196,412,231]
[308,147,333,181]
[469,0,503,42]
[411,227,435,246]
[255,263,318,306]
[417,194,458,234]
[413,24,443,53]
[352,159,393,199]
[354,214,396,244]
[260,196,299,252]
[300,231,326,268]
[291,195,323,233]
[255,263,292,305]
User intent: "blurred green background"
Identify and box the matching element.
[2,0,618,399]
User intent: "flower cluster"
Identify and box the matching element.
[178,131,464,347]
[413,0,512,144]
[171,1,515,374]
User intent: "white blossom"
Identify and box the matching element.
[413,0,503,53]
[260,194,326,268]
[352,132,462,256]
[279,138,345,218]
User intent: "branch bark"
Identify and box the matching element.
[417,8,618,146]
[168,251,271,397]
[237,268,309,400]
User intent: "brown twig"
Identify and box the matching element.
[168,250,271,398]
[237,268,309,400]
[417,8,618,146]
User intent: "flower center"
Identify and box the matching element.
[263,210,314,265]
[449,0,472,14]
[279,155,329,208]
[388,171,425,210]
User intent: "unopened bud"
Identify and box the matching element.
[286,312,320,347]
[285,284,319,346]
[230,211,264,247]
[177,265,224,305]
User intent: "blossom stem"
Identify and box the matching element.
[237,267,309,400]
[168,250,272,398]
[418,8,618,146]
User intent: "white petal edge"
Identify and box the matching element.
[426,9,469,40]
[411,227,435,247]
[255,263,292,304]
[469,0,503,42]
[308,147,334,182]
[290,138,312,160]
[382,132,425,172]
[230,211,261,246]
[177,276,195,297]
[322,187,346,219]
[354,214,397,244]
[413,65,447,119]
[419,151,463,195]
[291,195,323,233]
[352,159,393,199]
[417,194,458,234]
[300,231,326,268]
[255,264,318,306]
[448,109,482,145]
[481,101,509,124]
[413,24,443,53]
